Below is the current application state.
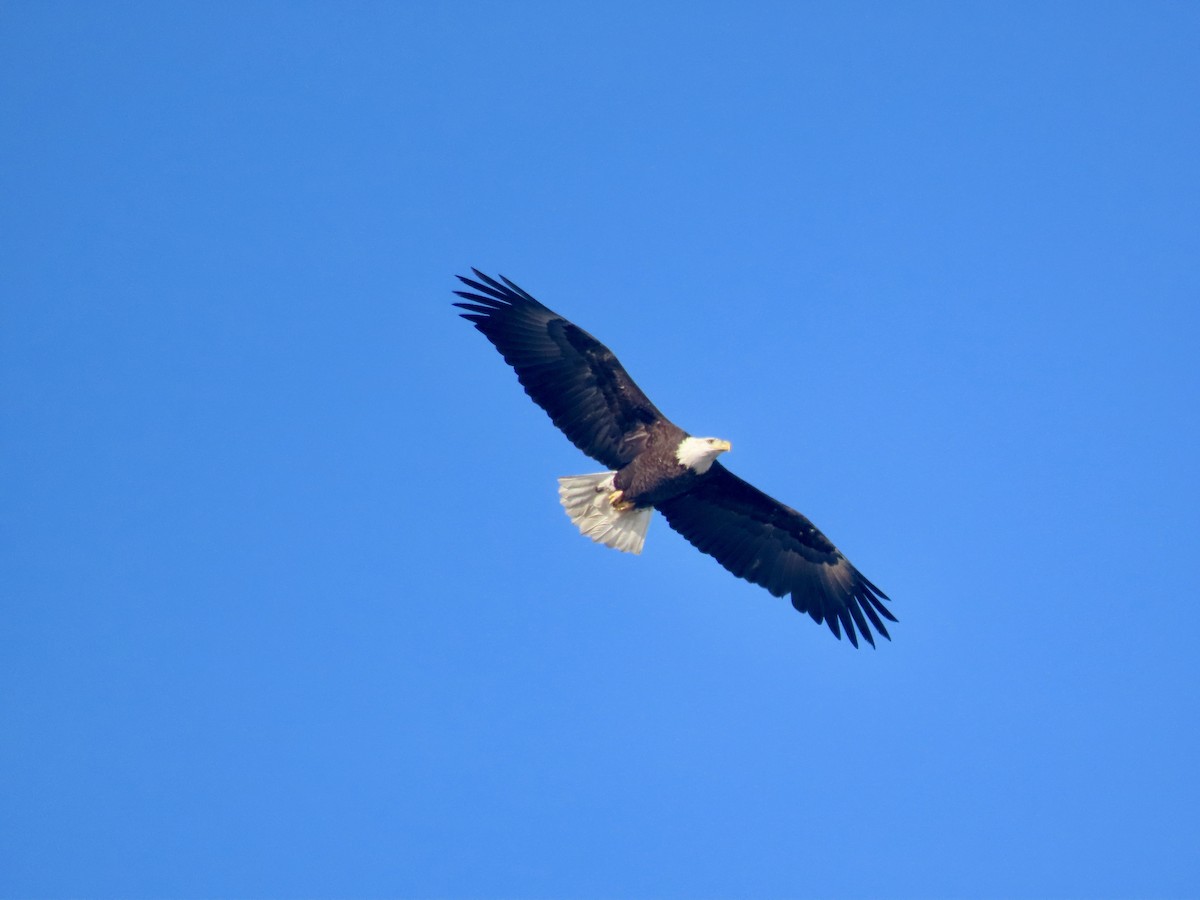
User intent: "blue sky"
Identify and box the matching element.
[3,2,1198,897]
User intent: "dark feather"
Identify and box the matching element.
[657,463,895,648]
[453,270,664,469]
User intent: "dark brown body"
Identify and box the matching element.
[613,422,702,507]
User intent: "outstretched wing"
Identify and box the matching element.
[454,269,667,469]
[657,464,895,648]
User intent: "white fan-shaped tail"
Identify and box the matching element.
[557,472,652,555]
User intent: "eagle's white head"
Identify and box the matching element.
[676,436,732,474]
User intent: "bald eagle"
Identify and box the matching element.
[454,270,895,647]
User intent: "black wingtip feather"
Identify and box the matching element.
[858,594,889,639]
[826,613,842,641]
[859,573,891,603]
[454,278,506,301]
[848,602,874,648]
[867,592,899,623]
[469,268,504,291]
[452,302,500,315]
[838,607,859,648]
[455,270,547,313]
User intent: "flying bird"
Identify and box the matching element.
[453,270,895,647]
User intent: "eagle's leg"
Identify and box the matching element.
[608,489,635,512]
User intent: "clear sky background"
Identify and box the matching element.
[3,3,1198,898]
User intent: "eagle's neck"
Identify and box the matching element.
[675,436,729,474]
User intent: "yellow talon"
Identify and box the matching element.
[608,489,634,511]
